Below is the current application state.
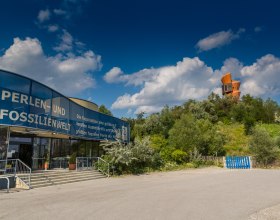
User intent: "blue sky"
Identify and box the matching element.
[0,0,280,117]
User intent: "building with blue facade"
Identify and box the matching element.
[0,69,129,171]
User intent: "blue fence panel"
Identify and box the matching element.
[225,156,251,169]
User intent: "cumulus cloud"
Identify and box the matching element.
[218,57,243,79]
[108,54,280,114]
[217,55,280,99]
[37,9,51,23]
[134,106,163,114]
[240,54,280,96]
[103,67,124,83]
[196,29,245,52]
[0,37,102,95]
[111,57,220,113]
[104,67,157,86]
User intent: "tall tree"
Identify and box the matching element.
[98,104,113,116]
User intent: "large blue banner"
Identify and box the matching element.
[0,70,129,142]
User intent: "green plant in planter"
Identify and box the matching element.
[69,152,77,164]
[69,152,77,170]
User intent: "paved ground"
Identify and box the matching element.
[1,168,280,220]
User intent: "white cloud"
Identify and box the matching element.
[104,67,158,86]
[103,67,124,83]
[48,24,59,32]
[134,106,163,114]
[54,29,73,52]
[219,57,243,78]
[240,54,280,96]
[217,55,280,98]
[37,9,51,23]
[111,57,220,113]
[0,37,102,95]
[109,54,280,114]
[196,29,245,52]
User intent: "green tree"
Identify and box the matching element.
[142,114,163,135]
[249,128,279,167]
[212,96,236,123]
[98,104,113,116]
[150,134,168,152]
[230,102,247,122]
[168,113,198,153]
[168,113,225,156]
[159,106,175,138]
[244,115,256,135]
[263,98,279,123]
[188,100,218,123]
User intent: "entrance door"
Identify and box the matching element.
[32,138,51,170]
[19,144,33,167]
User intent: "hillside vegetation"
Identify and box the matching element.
[102,94,280,174]
[220,123,250,155]
[220,123,280,155]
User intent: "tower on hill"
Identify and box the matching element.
[221,72,241,99]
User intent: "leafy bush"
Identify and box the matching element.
[169,114,225,156]
[150,134,168,152]
[171,149,187,164]
[275,136,280,148]
[130,137,161,173]
[189,148,203,168]
[160,146,175,162]
[249,128,280,167]
[244,115,256,135]
[101,137,162,174]
[161,162,179,171]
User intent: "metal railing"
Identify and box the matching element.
[50,157,69,169]
[0,159,31,189]
[76,157,97,171]
[76,157,110,177]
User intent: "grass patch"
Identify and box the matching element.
[220,123,250,155]
[221,123,280,156]
[257,123,280,138]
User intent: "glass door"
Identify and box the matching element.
[32,138,50,170]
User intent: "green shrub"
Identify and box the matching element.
[249,128,280,167]
[171,149,187,164]
[189,148,203,168]
[244,116,256,135]
[101,137,162,175]
[161,162,179,171]
[150,134,168,151]
[160,147,175,162]
[185,162,196,168]
[275,136,280,148]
